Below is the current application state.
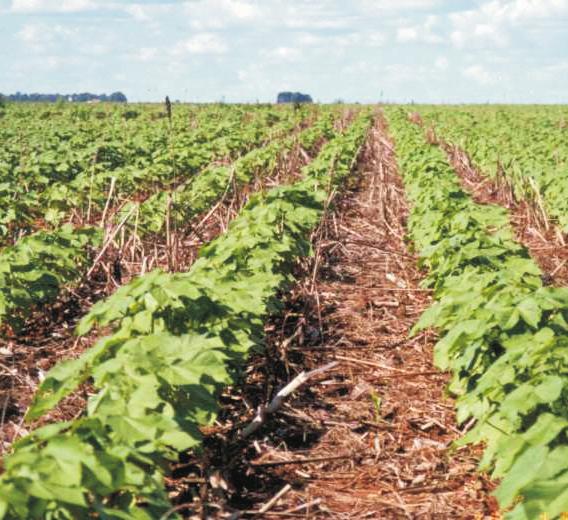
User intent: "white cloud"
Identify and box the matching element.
[297,33,323,46]
[341,60,373,75]
[236,62,304,99]
[223,0,259,20]
[504,0,568,20]
[184,0,260,29]
[298,31,384,48]
[396,15,443,44]
[11,0,96,13]
[450,0,568,48]
[44,56,62,69]
[17,24,43,44]
[333,32,385,47]
[184,1,354,32]
[257,2,355,30]
[17,23,76,47]
[3,0,567,103]
[262,46,302,62]
[135,47,159,62]
[357,0,444,13]
[384,63,416,82]
[123,3,174,22]
[451,22,508,48]
[435,56,449,70]
[534,60,568,82]
[173,33,228,55]
[82,43,110,56]
[397,27,418,42]
[463,64,493,84]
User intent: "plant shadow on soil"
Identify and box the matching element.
[167,170,367,518]
[170,299,338,513]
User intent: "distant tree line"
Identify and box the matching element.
[1,92,128,103]
[277,92,313,104]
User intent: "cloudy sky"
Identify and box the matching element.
[1,0,567,103]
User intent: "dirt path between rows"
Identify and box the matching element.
[184,114,498,519]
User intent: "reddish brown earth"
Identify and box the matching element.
[0,111,502,518]
[173,114,498,519]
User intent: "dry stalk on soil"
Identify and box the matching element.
[170,113,498,519]
[0,128,327,453]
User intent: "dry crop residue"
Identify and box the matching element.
[207,114,499,519]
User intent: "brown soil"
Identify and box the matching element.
[173,114,498,519]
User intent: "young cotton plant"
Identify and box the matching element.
[387,108,568,520]
[0,225,101,332]
[0,111,372,519]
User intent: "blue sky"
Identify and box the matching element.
[1,0,567,103]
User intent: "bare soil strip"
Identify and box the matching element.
[436,137,568,286]
[178,115,497,519]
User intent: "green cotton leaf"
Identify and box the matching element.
[0,109,372,519]
[106,416,158,445]
[160,429,200,451]
[503,309,521,330]
[504,257,543,278]
[43,438,88,485]
[17,421,73,445]
[494,444,548,508]
[127,379,162,416]
[507,473,568,520]
[492,436,526,478]
[539,446,568,481]
[500,383,539,423]
[26,339,112,422]
[81,456,115,491]
[521,413,567,446]
[538,286,568,308]
[132,309,153,334]
[433,320,486,370]
[411,303,442,334]
[550,311,568,331]
[517,297,542,328]
[534,376,564,402]
[27,480,87,507]
[547,481,568,518]
[143,292,159,312]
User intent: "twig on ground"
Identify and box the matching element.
[87,205,137,278]
[254,484,292,515]
[240,361,338,438]
[250,453,355,468]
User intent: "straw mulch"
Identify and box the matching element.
[173,114,499,519]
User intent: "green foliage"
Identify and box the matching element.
[387,108,568,519]
[420,105,568,232]
[0,111,372,519]
[129,111,339,236]
[0,225,101,331]
[0,104,329,332]
[0,103,309,244]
